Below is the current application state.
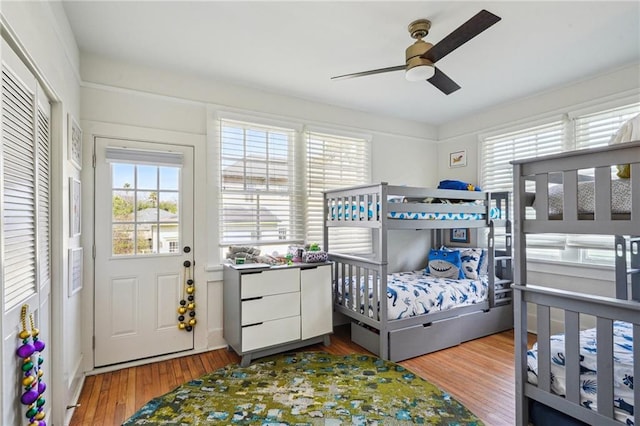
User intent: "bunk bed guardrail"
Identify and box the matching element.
[512,140,640,426]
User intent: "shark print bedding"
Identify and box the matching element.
[337,271,489,320]
[527,321,635,425]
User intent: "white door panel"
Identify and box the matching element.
[94,137,194,366]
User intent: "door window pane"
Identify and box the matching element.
[111,162,181,256]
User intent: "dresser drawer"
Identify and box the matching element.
[242,292,300,326]
[242,316,300,352]
[241,268,300,298]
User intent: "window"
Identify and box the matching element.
[106,148,183,256]
[306,131,371,253]
[219,119,302,252]
[481,102,640,264]
[217,117,371,256]
[481,121,565,249]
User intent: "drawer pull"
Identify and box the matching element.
[422,322,433,328]
[301,265,318,270]
[243,322,263,328]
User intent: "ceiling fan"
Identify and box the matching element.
[331,9,501,95]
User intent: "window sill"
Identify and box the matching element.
[205,264,224,282]
[527,258,614,281]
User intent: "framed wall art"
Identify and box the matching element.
[450,228,470,243]
[70,177,81,237]
[68,113,82,170]
[449,150,467,168]
[68,247,83,297]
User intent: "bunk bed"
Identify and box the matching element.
[512,140,640,426]
[323,182,514,362]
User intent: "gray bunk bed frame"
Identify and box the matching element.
[323,182,513,362]
[512,140,640,426]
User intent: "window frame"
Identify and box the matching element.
[214,113,372,259]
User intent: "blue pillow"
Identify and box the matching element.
[438,180,481,191]
[426,248,465,279]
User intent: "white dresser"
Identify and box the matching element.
[223,263,332,366]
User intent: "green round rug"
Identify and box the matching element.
[124,352,483,425]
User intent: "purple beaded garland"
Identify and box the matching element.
[21,389,39,405]
[34,340,45,352]
[17,343,35,358]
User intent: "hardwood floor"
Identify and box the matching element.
[70,327,527,425]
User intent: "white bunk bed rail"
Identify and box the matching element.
[512,141,640,426]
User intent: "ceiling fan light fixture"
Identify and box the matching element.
[405,59,435,81]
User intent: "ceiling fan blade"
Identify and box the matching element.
[424,9,501,64]
[427,67,461,95]
[331,65,405,80]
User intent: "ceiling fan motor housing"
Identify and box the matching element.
[406,40,434,70]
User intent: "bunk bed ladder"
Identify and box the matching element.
[615,235,640,301]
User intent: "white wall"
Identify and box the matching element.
[1,1,82,425]
[80,56,438,356]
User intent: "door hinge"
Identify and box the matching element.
[92,336,95,349]
[92,152,96,168]
[92,245,96,259]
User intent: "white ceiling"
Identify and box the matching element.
[62,1,640,126]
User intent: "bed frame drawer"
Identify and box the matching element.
[389,317,462,361]
[458,305,513,342]
[351,322,381,356]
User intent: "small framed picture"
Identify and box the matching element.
[450,228,470,243]
[68,248,83,297]
[449,150,467,168]
[68,114,82,170]
[70,177,81,237]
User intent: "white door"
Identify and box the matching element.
[94,137,194,366]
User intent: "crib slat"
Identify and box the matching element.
[536,305,551,392]
[562,170,578,221]
[596,317,614,419]
[593,166,611,221]
[564,311,580,404]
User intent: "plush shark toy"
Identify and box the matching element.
[426,248,465,279]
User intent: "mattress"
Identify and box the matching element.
[527,321,634,425]
[539,179,631,216]
[337,271,490,320]
[330,201,498,221]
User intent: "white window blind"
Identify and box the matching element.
[2,65,37,310]
[482,121,565,248]
[567,102,640,250]
[574,103,640,150]
[482,102,640,259]
[306,131,371,253]
[481,121,565,193]
[219,119,303,246]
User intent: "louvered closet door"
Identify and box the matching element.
[1,41,51,426]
